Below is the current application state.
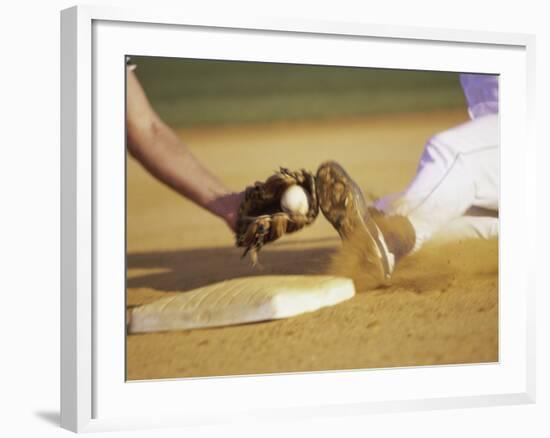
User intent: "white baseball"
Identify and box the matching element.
[281,185,309,215]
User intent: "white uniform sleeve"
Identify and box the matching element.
[126,56,136,71]
[459,73,499,119]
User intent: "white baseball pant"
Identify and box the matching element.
[374,113,499,250]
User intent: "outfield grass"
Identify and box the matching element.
[131,56,466,127]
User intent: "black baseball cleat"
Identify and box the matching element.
[316,161,411,284]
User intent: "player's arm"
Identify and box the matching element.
[126,69,242,231]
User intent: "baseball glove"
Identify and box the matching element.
[236,168,319,264]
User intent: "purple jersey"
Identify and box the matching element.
[459,73,499,119]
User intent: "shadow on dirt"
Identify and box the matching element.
[127,238,339,293]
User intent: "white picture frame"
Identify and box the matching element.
[60,4,536,433]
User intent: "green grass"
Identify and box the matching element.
[130,56,466,127]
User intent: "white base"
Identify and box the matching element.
[128,275,355,333]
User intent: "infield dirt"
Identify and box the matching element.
[126,108,498,380]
